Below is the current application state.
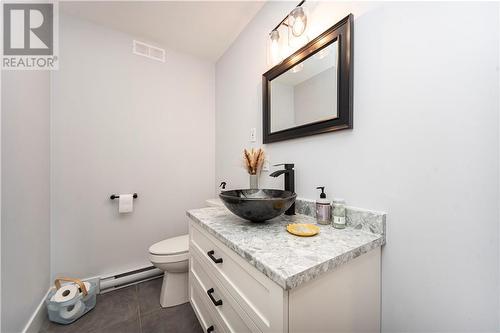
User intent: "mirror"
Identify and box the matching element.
[270,41,338,133]
[263,14,353,143]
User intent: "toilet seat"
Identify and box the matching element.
[150,252,189,263]
[149,234,188,255]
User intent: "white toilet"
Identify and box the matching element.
[149,234,189,308]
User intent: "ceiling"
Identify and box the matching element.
[60,1,266,61]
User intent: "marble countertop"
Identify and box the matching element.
[187,206,385,290]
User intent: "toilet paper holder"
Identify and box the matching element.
[110,193,138,200]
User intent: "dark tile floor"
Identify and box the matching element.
[40,278,202,333]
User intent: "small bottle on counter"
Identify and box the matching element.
[332,199,346,229]
[315,187,331,225]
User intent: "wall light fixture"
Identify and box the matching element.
[268,0,307,66]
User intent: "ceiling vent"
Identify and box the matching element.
[133,40,165,63]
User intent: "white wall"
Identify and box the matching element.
[294,67,337,125]
[215,2,499,331]
[51,14,215,279]
[271,81,295,132]
[1,71,51,333]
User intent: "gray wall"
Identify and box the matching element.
[51,14,215,279]
[215,2,499,331]
[1,71,51,333]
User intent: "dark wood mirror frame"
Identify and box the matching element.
[262,14,353,144]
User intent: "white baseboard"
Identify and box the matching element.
[22,288,51,333]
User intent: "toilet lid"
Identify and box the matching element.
[149,234,189,255]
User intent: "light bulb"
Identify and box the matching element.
[292,19,305,37]
[289,7,307,37]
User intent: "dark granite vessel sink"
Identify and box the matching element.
[219,189,296,222]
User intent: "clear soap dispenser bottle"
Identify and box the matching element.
[316,187,331,225]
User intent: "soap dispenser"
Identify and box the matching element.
[316,187,332,225]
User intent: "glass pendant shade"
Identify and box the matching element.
[289,7,307,37]
[269,30,281,65]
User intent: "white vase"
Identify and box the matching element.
[249,174,258,189]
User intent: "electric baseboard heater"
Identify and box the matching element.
[99,266,163,293]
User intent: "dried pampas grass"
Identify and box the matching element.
[243,148,265,175]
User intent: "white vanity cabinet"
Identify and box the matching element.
[188,220,382,333]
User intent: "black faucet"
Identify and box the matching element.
[269,163,295,215]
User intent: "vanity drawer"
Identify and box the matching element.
[190,276,226,333]
[190,222,287,333]
[191,253,260,333]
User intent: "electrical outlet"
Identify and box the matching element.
[250,128,257,142]
[262,158,270,172]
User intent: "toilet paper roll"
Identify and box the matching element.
[52,284,79,303]
[59,300,85,320]
[119,194,134,213]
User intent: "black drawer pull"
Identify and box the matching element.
[207,326,214,333]
[207,288,223,306]
[207,250,223,264]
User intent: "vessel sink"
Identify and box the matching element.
[219,189,296,222]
